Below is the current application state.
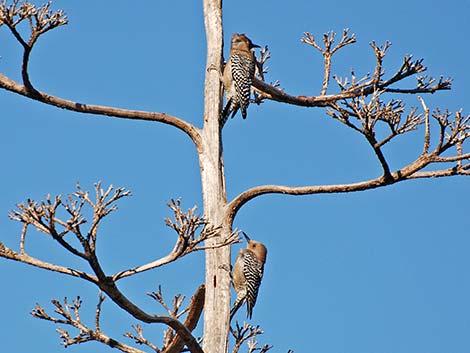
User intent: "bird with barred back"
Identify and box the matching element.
[221,33,260,127]
[230,232,267,320]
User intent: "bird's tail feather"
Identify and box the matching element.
[230,298,244,321]
[220,98,233,128]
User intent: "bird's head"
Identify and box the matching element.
[231,33,260,52]
[242,231,267,263]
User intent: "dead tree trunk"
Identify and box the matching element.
[201,1,230,353]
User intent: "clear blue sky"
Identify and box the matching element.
[1,1,470,352]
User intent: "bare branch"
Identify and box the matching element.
[95,291,106,333]
[255,45,270,81]
[375,107,423,148]
[126,284,205,353]
[252,32,451,108]
[230,322,263,353]
[225,164,469,227]
[93,277,204,353]
[148,286,176,317]
[0,241,98,282]
[259,344,274,353]
[230,322,273,353]
[0,1,67,89]
[0,2,201,150]
[7,183,131,261]
[1,9,466,353]
[225,177,388,227]
[225,102,470,226]
[327,92,420,179]
[79,182,130,250]
[370,41,391,87]
[31,287,205,353]
[418,96,431,155]
[3,182,204,353]
[19,222,27,254]
[252,46,283,105]
[386,75,452,94]
[32,296,145,353]
[408,166,470,179]
[301,29,356,95]
[163,284,205,353]
[456,140,464,169]
[0,1,68,39]
[164,198,219,252]
[124,324,161,353]
[432,153,470,163]
[113,199,240,281]
[0,73,202,148]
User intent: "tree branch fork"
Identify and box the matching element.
[1,181,243,353]
[1,1,470,353]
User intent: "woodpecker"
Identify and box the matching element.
[221,33,260,127]
[231,232,267,320]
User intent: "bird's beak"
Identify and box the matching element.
[252,43,261,49]
[242,231,251,242]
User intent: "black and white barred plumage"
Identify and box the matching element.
[231,233,267,320]
[221,33,259,127]
[221,53,256,124]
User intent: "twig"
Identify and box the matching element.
[225,102,470,226]
[95,292,105,333]
[370,41,391,87]
[8,183,131,260]
[147,286,182,317]
[3,183,205,353]
[0,1,67,90]
[113,200,239,281]
[124,325,161,353]
[230,321,273,353]
[418,96,431,155]
[163,284,205,353]
[252,34,451,107]
[302,29,356,95]
[32,295,145,353]
[19,222,27,254]
[0,241,98,282]
[252,46,283,105]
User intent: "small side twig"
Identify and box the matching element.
[113,200,240,281]
[163,284,205,353]
[0,1,68,90]
[302,29,356,95]
[252,45,283,105]
[370,41,391,87]
[124,325,161,353]
[95,291,105,333]
[418,96,431,155]
[230,322,273,353]
[31,294,144,353]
